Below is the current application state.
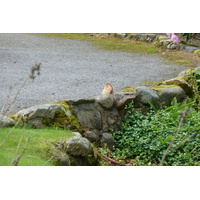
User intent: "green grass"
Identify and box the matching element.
[39,33,94,41]
[0,127,74,166]
[39,33,159,54]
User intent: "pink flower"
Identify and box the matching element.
[166,33,181,44]
[171,33,181,44]
[166,33,172,38]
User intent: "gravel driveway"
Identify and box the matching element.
[0,33,185,114]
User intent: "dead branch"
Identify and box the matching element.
[101,155,128,166]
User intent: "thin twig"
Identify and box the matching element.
[11,131,33,166]
[101,155,128,166]
[42,156,54,166]
[0,118,22,148]
[1,80,27,116]
[174,132,197,151]
[159,108,190,166]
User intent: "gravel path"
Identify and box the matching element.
[0,33,185,114]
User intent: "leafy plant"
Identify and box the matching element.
[187,68,200,110]
[111,99,200,166]
[181,33,200,42]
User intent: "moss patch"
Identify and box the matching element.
[120,86,137,92]
[151,85,180,92]
[44,100,83,132]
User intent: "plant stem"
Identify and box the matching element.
[159,117,184,166]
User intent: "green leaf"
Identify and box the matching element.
[148,101,158,112]
[163,136,174,144]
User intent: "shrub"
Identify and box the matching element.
[111,99,200,166]
[181,33,200,42]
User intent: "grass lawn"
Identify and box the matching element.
[0,127,74,166]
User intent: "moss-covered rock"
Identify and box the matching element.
[0,115,15,128]
[51,100,83,132]
[120,86,137,92]
[156,86,186,106]
[160,77,193,96]
[151,85,180,92]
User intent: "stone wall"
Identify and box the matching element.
[2,67,196,134]
[1,67,198,166]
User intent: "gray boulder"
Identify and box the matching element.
[70,102,102,130]
[16,104,65,120]
[182,45,197,53]
[14,104,68,128]
[66,137,93,156]
[146,34,156,42]
[136,86,159,105]
[134,34,148,41]
[100,133,115,150]
[96,94,115,110]
[115,33,127,39]
[72,132,82,137]
[0,115,15,128]
[83,131,100,145]
[52,151,71,166]
[115,92,137,110]
[67,97,95,105]
[157,87,186,106]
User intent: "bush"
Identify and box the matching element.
[111,99,200,166]
[181,33,200,42]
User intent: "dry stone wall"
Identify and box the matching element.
[2,67,195,134]
[0,67,198,166]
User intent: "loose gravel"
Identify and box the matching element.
[0,33,185,114]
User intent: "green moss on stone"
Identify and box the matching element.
[8,100,83,132]
[52,100,83,133]
[7,113,23,123]
[151,85,180,92]
[120,86,137,92]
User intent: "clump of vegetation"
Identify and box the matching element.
[181,33,200,42]
[111,98,200,166]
